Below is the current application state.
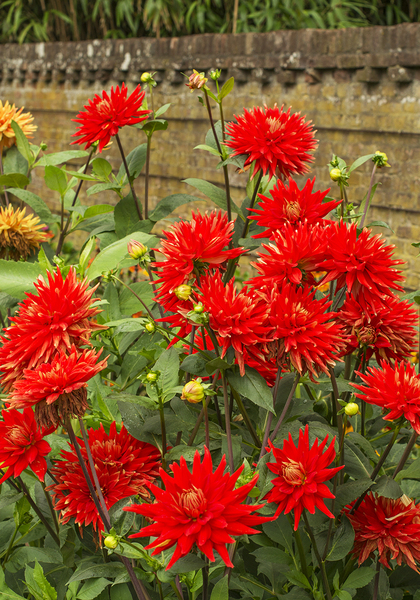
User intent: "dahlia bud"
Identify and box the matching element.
[186,70,208,92]
[104,535,119,549]
[329,168,341,181]
[141,72,152,83]
[181,379,205,403]
[193,303,204,314]
[174,285,192,301]
[210,69,221,81]
[372,151,390,168]
[146,372,158,383]
[40,142,48,151]
[145,321,156,333]
[344,402,359,417]
[127,240,148,260]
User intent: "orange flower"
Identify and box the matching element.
[0,100,37,150]
[0,205,47,261]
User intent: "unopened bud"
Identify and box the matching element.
[145,322,156,333]
[104,535,119,549]
[181,379,205,403]
[344,402,359,417]
[174,285,192,301]
[193,303,204,314]
[146,372,158,383]
[141,72,152,83]
[210,69,221,81]
[40,142,48,151]
[186,70,208,92]
[127,240,148,260]
[372,151,390,168]
[329,168,341,181]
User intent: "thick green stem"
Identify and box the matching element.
[303,513,333,600]
[116,133,143,220]
[372,560,381,600]
[144,135,151,219]
[259,366,282,460]
[202,558,209,600]
[202,398,210,449]
[2,522,19,566]
[359,163,377,229]
[393,430,418,479]
[294,527,309,580]
[269,371,300,443]
[158,399,167,470]
[241,170,263,239]
[41,481,59,534]
[222,374,235,471]
[111,275,155,321]
[231,389,261,448]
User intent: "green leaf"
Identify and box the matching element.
[30,561,57,600]
[180,353,209,376]
[374,475,403,499]
[343,567,376,590]
[0,259,45,299]
[365,220,394,233]
[5,189,55,224]
[91,157,113,181]
[154,103,171,118]
[11,120,33,165]
[83,204,114,219]
[286,571,311,590]
[3,146,28,175]
[194,144,221,157]
[183,178,239,214]
[140,118,168,133]
[0,491,23,511]
[148,193,199,222]
[219,77,234,100]
[79,236,97,276]
[9,547,63,571]
[44,165,67,196]
[252,547,293,573]
[205,120,224,152]
[334,478,373,510]
[347,153,375,174]
[87,182,122,196]
[326,515,355,561]
[168,554,205,574]
[35,150,88,167]
[154,346,180,403]
[396,457,420,482]
[0,568,26,599]
[86,232,155,280]
[108,393,157,410]
[210,576,229,600]
[227,365,275,414]
[68,563,126,584]
[0,173,29,188]
[77,578,111,600]
[61,169,97,181]
[117,143,147,182]
[263,515,294,555]
[114,193,153,238]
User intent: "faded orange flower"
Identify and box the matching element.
[0,206,47,261]
[0,100,37,151]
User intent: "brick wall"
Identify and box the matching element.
[1,24,420,288]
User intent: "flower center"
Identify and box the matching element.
[180,487,207,519]
[283,460,306,485]
[96,99,112,118]
[284,200,301,221]
[356,326,377,346]
[8,429,30,446]
[266,117,284,134]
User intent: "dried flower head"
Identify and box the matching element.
[0,205,47,261]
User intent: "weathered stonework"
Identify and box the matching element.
[1,23,420,287]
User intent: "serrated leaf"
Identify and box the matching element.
[5,189,55,224]
[374,475,403,499]
[35,150,88,167]
[67,563,126,584]
[0,173,29,188]
[0,568,26,599]
[77,578,111,600]
[154,346,180,403]
[326,516,355,561]
[227,365,274,414]
[286,570,311,590]
[32,561,57,600]
[343,567,376,590]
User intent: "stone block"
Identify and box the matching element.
[355,67,381,83]
[388,65,413,83]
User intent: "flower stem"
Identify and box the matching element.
[372,560,381,600]
[202,397,210,449]
[303,512,333,600]
[231,389,261,448]
[329,367,344,454]
[241,170,264,240]
[41,481,59,534]
[269,371,300,443]
[144,135,151,219]
[78,417,110,520]
[111,275,155,321]
[115,133,142,221]
[294,526,309,580]
[158,398,167,469]
[202,557,209,600]
[56,148,94,255]
[259,366,282,460]
[203,89,232,222]
[393,430,418,479]
[359,163,377,229]
[0,148,10,206]
[222,373,235,471]
[170,580,184,600]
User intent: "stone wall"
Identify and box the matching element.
[1,24,420,288]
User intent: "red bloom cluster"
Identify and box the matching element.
[265,425,343,530]
[125,448,270,569]
[225,104,317,180]
[0,408,53,484]
[345,493,420,572]
[250,177,339,238]
[48,422,160,534]
[0,268,107,427]
[351,360,420,433]
[72,83,151,152]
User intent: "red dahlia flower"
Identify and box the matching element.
[351,360,420,434]
[0,268,105,392]
[249,222,327,288]
[317,221,404,301]
[265,425,343,530]
[249,177,339,238]
[225,104,317,180]
[10,346,108,428]
[47,423,160,535]
[125,447,270,569]
[0,408,53,484]
[260,283,345,379]
[71,83,151,152]
[336,294,418,362]
[199,272,270,376]
[153,210,244,304]
[344,493,420,572]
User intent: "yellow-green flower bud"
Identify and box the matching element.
[141,72,152,83]
[127,240,148,260]
[344,402,359,417]
[145,322,156,333]
[186,70,208,92]
[146,372,158,383]
[40,142,48,151]
[329,168,341,181]
[193,303,204,314]
[174,285,192,301]
[372,151,390,168]
[210,69,221,81]
[181,379,205,403]
[104,535,118,549]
